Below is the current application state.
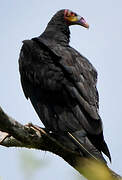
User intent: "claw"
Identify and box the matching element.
[25,123,47,136]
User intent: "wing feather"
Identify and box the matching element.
[19,38,111,160]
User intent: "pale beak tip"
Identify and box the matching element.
[85,23,89,29]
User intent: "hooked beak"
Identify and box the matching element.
[76,16,89,29]
[64,10,89,29]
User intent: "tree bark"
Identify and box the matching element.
[0,106,121,180]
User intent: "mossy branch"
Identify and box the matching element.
[0,106,121,180]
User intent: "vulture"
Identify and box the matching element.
[19,9,111,163]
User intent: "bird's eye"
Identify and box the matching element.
[70,12,74,16]
[64,10,77,18]
[71,12,77,17]
[74,13,77,16]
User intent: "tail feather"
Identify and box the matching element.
[67,131,107,163]
[87,133,111,162]
[68,132,98,161]
[101,140,111,162]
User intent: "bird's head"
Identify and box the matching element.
[48,9,89,29]
[44,9,89,43]
[64,9,89,28]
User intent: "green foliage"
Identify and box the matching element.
[76,159,122,180]
[18,149,50,180]
[18,150,121,180]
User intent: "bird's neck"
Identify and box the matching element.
[40,24,70,46]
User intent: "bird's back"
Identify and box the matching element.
[19,37,111,162]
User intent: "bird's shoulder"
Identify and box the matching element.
[19,39,66,95]
[52,44,98,85]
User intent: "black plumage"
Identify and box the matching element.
[19,9,111,162]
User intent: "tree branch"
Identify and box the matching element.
[0,106,121,180]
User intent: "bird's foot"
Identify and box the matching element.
[25,123,47,135]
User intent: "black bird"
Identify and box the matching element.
[19,9,111,162]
